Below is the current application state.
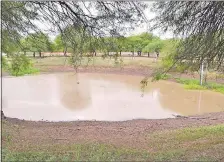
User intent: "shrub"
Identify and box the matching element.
[7,54,39,76]
[153,73,171,81]
[2,56,9,70]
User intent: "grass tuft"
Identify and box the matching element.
[2,143,151,162]
[148,124,224,161]
[175,78,224,94]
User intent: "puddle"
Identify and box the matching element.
[2,73,224,121]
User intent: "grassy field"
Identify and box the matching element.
[32,56,160,68]
[32,56,224,79]
[2,120,224,161]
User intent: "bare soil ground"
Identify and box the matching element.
[35,65,224,84]
[2,112,224,151]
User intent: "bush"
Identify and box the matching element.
[6,54,39,76]
[2,56,9,70]
[153,73,171,81]
[161,54,175,69]
[161,49,200,73]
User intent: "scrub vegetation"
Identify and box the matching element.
[175,78,224,94]
[2,55,39,76]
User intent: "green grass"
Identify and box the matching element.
[170,124,224,141]
[2,143,150,161]
[9,67,40,76]
[175,78,224,94]
[148,124,224,161]
[151,73,224,94]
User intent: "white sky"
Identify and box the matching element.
[37,1,173,41]
[128,2,173,39]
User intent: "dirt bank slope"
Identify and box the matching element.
[3,112,224,150]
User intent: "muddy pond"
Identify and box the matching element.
[2,73,224,121]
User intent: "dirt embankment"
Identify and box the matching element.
[2,112,224,150]
[36,65,224,84]
[3,64,224,83]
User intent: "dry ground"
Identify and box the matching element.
[2,112,224,161]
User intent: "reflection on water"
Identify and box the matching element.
[2,73,224,121]
[57,73,91,110]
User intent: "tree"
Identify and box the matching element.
[2,1,147,56]
[54,35,65,52]
[24,32,52,57]
[2,29,21,55]
[115,36,128,56]
[1,2,39,55]
[101,37,117,56]
[139,32,155,55]
[124,33,155,56]
[125,36,142,56]
[151,1,224,73]
[160,39,180,56]
[143,39,164,57]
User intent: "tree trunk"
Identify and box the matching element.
[109,51,112,59]
[33,52,35,57]
[137,51,141,56]
[120,51,122,56]
[64,46,67,56]
[148,52,149,57]
[39,51,41,58]
[132,51,134,59]
[1,110,6,119]
[156,51,160,58]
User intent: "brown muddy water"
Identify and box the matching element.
[2,73,224,121]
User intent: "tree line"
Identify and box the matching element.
[2,1,223,75]
[2,30,177,58]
